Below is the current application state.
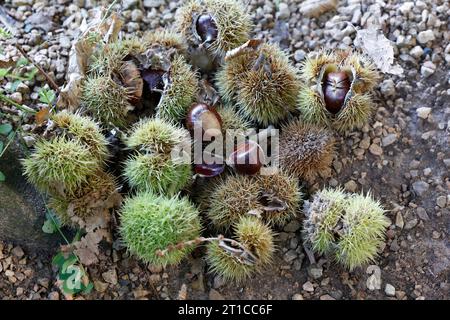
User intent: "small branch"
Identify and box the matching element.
[15,44,61,94]
[155,235,258,266]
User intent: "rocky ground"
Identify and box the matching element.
[0,0,449,300]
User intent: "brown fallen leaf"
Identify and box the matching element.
[35,107,50,125]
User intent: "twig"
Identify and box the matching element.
[14,44,61,94]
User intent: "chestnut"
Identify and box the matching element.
[196,14,218,44]
[119,60,143,105]
[194,163,225,178]
[323,71,350,114]
[227,140,264,175]
[186,103,222,140]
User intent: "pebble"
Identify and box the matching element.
[320,294,336,300]
[344,180,357,192]
[421,61,436,77]
[382,134,397,147]
[385,284,396,297]
[143,0,164,8]
[307,265,323,280]
[412,181,429,196]
[294,49,306,62]
[366,265,382,291]
[369,144,383,156]
[416,107,432,119]
[277,3,290,20]
[292,293,304,300]
[410,46,424,59]
[302,281,314,292]
[395,212,404,229]
[102,269,118,285]
[404,218,418,230]
[436,196,447,208]
[283,250,298,263]
[417,30,435,44]
[11,246,24,258]
[380,79,396,97]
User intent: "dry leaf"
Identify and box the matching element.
[35,107,50,125]
[225,39,263,62]
[300,0,339,18]
[354,28,404,75]
[57,11,123,110]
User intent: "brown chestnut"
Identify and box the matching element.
[119,60,143,105]
[194,163,225,178]
[196,14,218,44]
[186,103,222,140]
[227,140,264,175]
[323,71,350,114]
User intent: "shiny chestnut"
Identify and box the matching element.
[194,163,225,178]
[186,103,222,140]
[227,140,264,175]
[323,71,350,114]
[196,14,218,44]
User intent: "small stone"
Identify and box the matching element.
[395,212,404,229]
[38,278,50,288]
[22,136,36,148]
[209,289,225,300]
[412,181,429,196]
[292,293,304,300]
[416,207,430,221]
[213,275,226,289]
[134,288,150,299]
[11,246,24,258]
[417,30,435,44]
[436,196,447,208]
[122,0,138,10]
[143,0,164,8]
[59,36,71,49]
[320,294,336,300]
[177,284,187,300]
[380,79,396,97]
[344,180,357,192]
[294,49,306,62]
[277,3,291,20]
[421,61,436,77]
[369,144,383,156]
[399,2,414,14]
[9,92,23,104]
[416,107,432,119]
[48,291,59,300]
[283,250,297,263]
[382,134,397,147]
[404,218,418,230]
[385,284,396,297]
[302,281,314,292]
[102,269,118,285]
[410,46,424,59]
[366,265,381,291]
[308,265,323,279]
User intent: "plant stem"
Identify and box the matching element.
[0,92,36,114]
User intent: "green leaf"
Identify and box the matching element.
[45,210,61,229]
[0,140,3,154]
[0,68,9,78]
[0,123,12,136]
[0,171,5,182]
[52,252,66,268]
[16,57,29,67]
[61,254,78,274]
[39,89,56,105]
[82,282,94,295]
[42,219,57,234]
[24,68,38,80]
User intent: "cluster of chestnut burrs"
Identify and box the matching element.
[23,0,389,283]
